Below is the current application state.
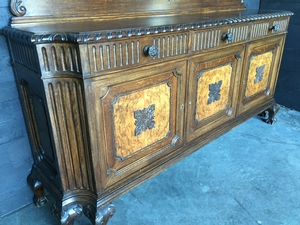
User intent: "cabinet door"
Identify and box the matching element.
[237,35,285,114]
[186,45,244,142]
[85,61,186,191]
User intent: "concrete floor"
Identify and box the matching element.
[1,106,300,225]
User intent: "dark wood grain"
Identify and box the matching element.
[10,0,245,20]
[2,1,293,224]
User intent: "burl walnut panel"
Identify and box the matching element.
[237,35,285,114]
[112,82,171,159]
[245,51,273,98]
[195,63,233,121]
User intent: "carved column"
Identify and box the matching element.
[37,42,97,224]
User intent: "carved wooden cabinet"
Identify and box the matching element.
[2,0,293,224]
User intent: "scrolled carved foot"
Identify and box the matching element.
[61,204,83,225]
[95,204,116,225]
[260,103,280,125]
[27,173,48,207]
[258,111,267,118]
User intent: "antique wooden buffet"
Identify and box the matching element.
[2,0,293,224]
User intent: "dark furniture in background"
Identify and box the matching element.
[2,0,292,224]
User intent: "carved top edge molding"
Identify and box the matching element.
[10,0,27,17]
[3,11,294,44]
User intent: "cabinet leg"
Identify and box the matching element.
[259,103,280,125]
[27,172,48,207]
[51,202,115,225]
[51,203,83,225]
[94,204,116,225]
[61,204,83,225]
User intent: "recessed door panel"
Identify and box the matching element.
[85,60,186,191]
[186,45,244,142]
[245,51,273,98]
[106,77,172,160]
[195,63,233,121]
[237,35,285,114]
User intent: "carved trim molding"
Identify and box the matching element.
[1,27,33,42]
[37,44,82,76]
[74,11,293,43]
[107,143,172,177]
[46,79,94,192]
[3,11,293,44]
[10,0,27,17]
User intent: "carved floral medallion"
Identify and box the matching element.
[111,82,171,159]
[134,104,156,136]
[245,51,273,98]
[254,64,265,84]
[208,80,223,104]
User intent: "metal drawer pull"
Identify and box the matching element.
[269,24,279,32]
[143,45,159,59]
[221,32,234,42]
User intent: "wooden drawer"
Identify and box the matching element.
[191,24,249,53]
[87,32,189,75]
[250,17,289,40]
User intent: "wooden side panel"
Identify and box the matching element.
[13,66,59,183]
[9,38,40,73]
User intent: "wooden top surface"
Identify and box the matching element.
[6,0,293,44]
[8,10,293,35]
[2,8,292,45]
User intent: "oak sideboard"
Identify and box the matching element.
[2,0,293,224]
